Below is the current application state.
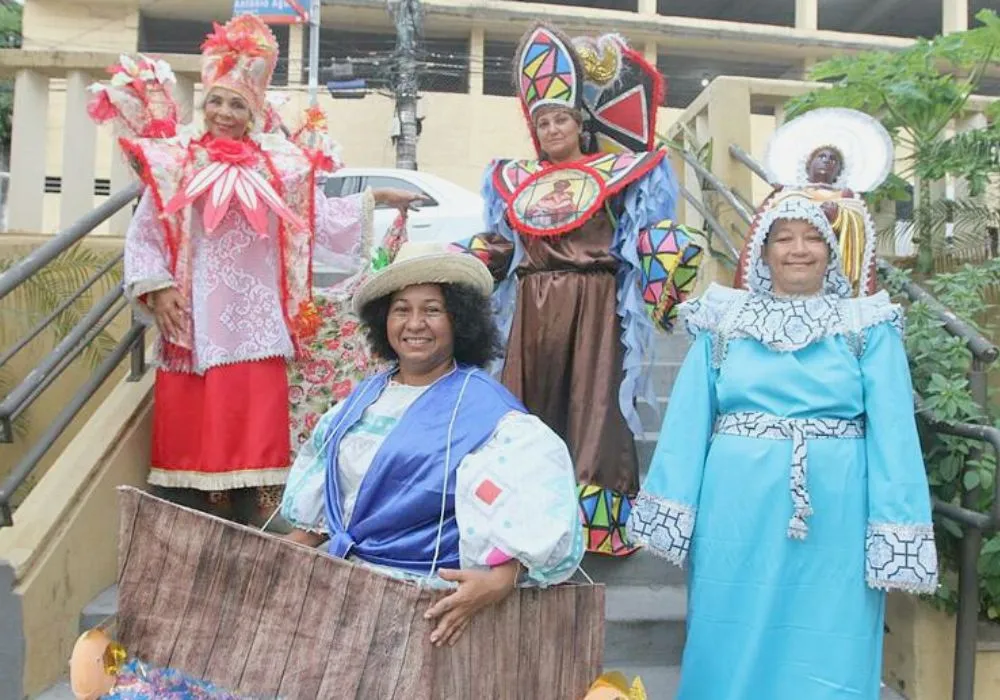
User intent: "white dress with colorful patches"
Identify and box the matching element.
[281,382,584,588]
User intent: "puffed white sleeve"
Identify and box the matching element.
[279,402,346,534]
[123,190,174,320]
[455,411,584,586]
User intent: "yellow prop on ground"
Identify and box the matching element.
[583,671,648,700]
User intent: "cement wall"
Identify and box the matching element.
[0,371,153,698]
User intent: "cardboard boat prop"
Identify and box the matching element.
[79,487,605,699]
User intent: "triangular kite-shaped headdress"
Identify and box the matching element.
[515,24,666,157]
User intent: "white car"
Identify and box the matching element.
[314,168,485,283]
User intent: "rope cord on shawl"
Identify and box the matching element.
[426,369,476,580]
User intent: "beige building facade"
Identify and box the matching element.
[2,0,989,236]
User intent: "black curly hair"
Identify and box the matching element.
[359,283,502,368]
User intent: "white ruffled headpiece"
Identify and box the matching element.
[744,193,852,298]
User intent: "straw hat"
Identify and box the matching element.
[352,241,494,314]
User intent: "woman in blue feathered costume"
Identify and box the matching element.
[453,24,703,556]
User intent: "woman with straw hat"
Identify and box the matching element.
[281,242,584,647]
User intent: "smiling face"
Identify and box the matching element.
[806,147,844,185]
[386,284,455,378]
[204,88,252,140]
[763,218,831,297]
[534,107,584,164]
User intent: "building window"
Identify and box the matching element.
[657,0,793,27]
[421,36,471,94]
[316,29,469,95]
[316,28,396,92]
[819,0,941,39]
[515,0,638,10]
[138,15,290,85]
[657,52,798,110]
[484,39,517,98]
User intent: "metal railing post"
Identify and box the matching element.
[953,358,990,700]
[954,521,982,700]
[128,314,146,382]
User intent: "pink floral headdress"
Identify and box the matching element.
[200,14,279,119]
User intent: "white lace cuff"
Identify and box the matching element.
[627,492,696,567]
[865,522,939,594]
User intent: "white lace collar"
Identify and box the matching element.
[680,284,903,368]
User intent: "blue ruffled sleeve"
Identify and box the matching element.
[479,161,523,352]
[627,331,717,567]
[613,155,681,435]
[861,322,939,593]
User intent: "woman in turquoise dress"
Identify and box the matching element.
[628,191,939,699]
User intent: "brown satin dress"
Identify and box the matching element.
[483,208,639,496]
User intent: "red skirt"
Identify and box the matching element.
[149,357,291,491]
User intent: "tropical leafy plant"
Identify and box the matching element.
[786,9,1000,274]
[0,2,21,145]
[883,259,1000,620]
[0,244,123,440]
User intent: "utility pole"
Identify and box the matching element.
[387,0,422,170]
[307,0,322,106]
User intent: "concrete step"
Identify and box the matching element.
[79,583,117,633]
[579,550,685,588]
[33,680,72,699]
[583,671,908,700]
[651,333,692,363]
[637,433,659,476]
[35,672,910,699]
[636,396,668,433]
[604,584,687,667]
[647,361,681,397]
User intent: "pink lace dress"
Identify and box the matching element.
[124,188,373,492]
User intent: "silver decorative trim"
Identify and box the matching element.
[715,411,865,539]
[627,492,696,567]
[866,522,939,594]
[679,285,906,367]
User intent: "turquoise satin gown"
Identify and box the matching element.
[636,321,935,700]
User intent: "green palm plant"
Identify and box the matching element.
[0,244,123,440]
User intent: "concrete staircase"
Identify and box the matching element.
[35,333,691,700]
[29,334,904,700]
[585,329,690,697]
[35,330,912,699]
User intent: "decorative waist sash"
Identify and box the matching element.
[713,411,865,540]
